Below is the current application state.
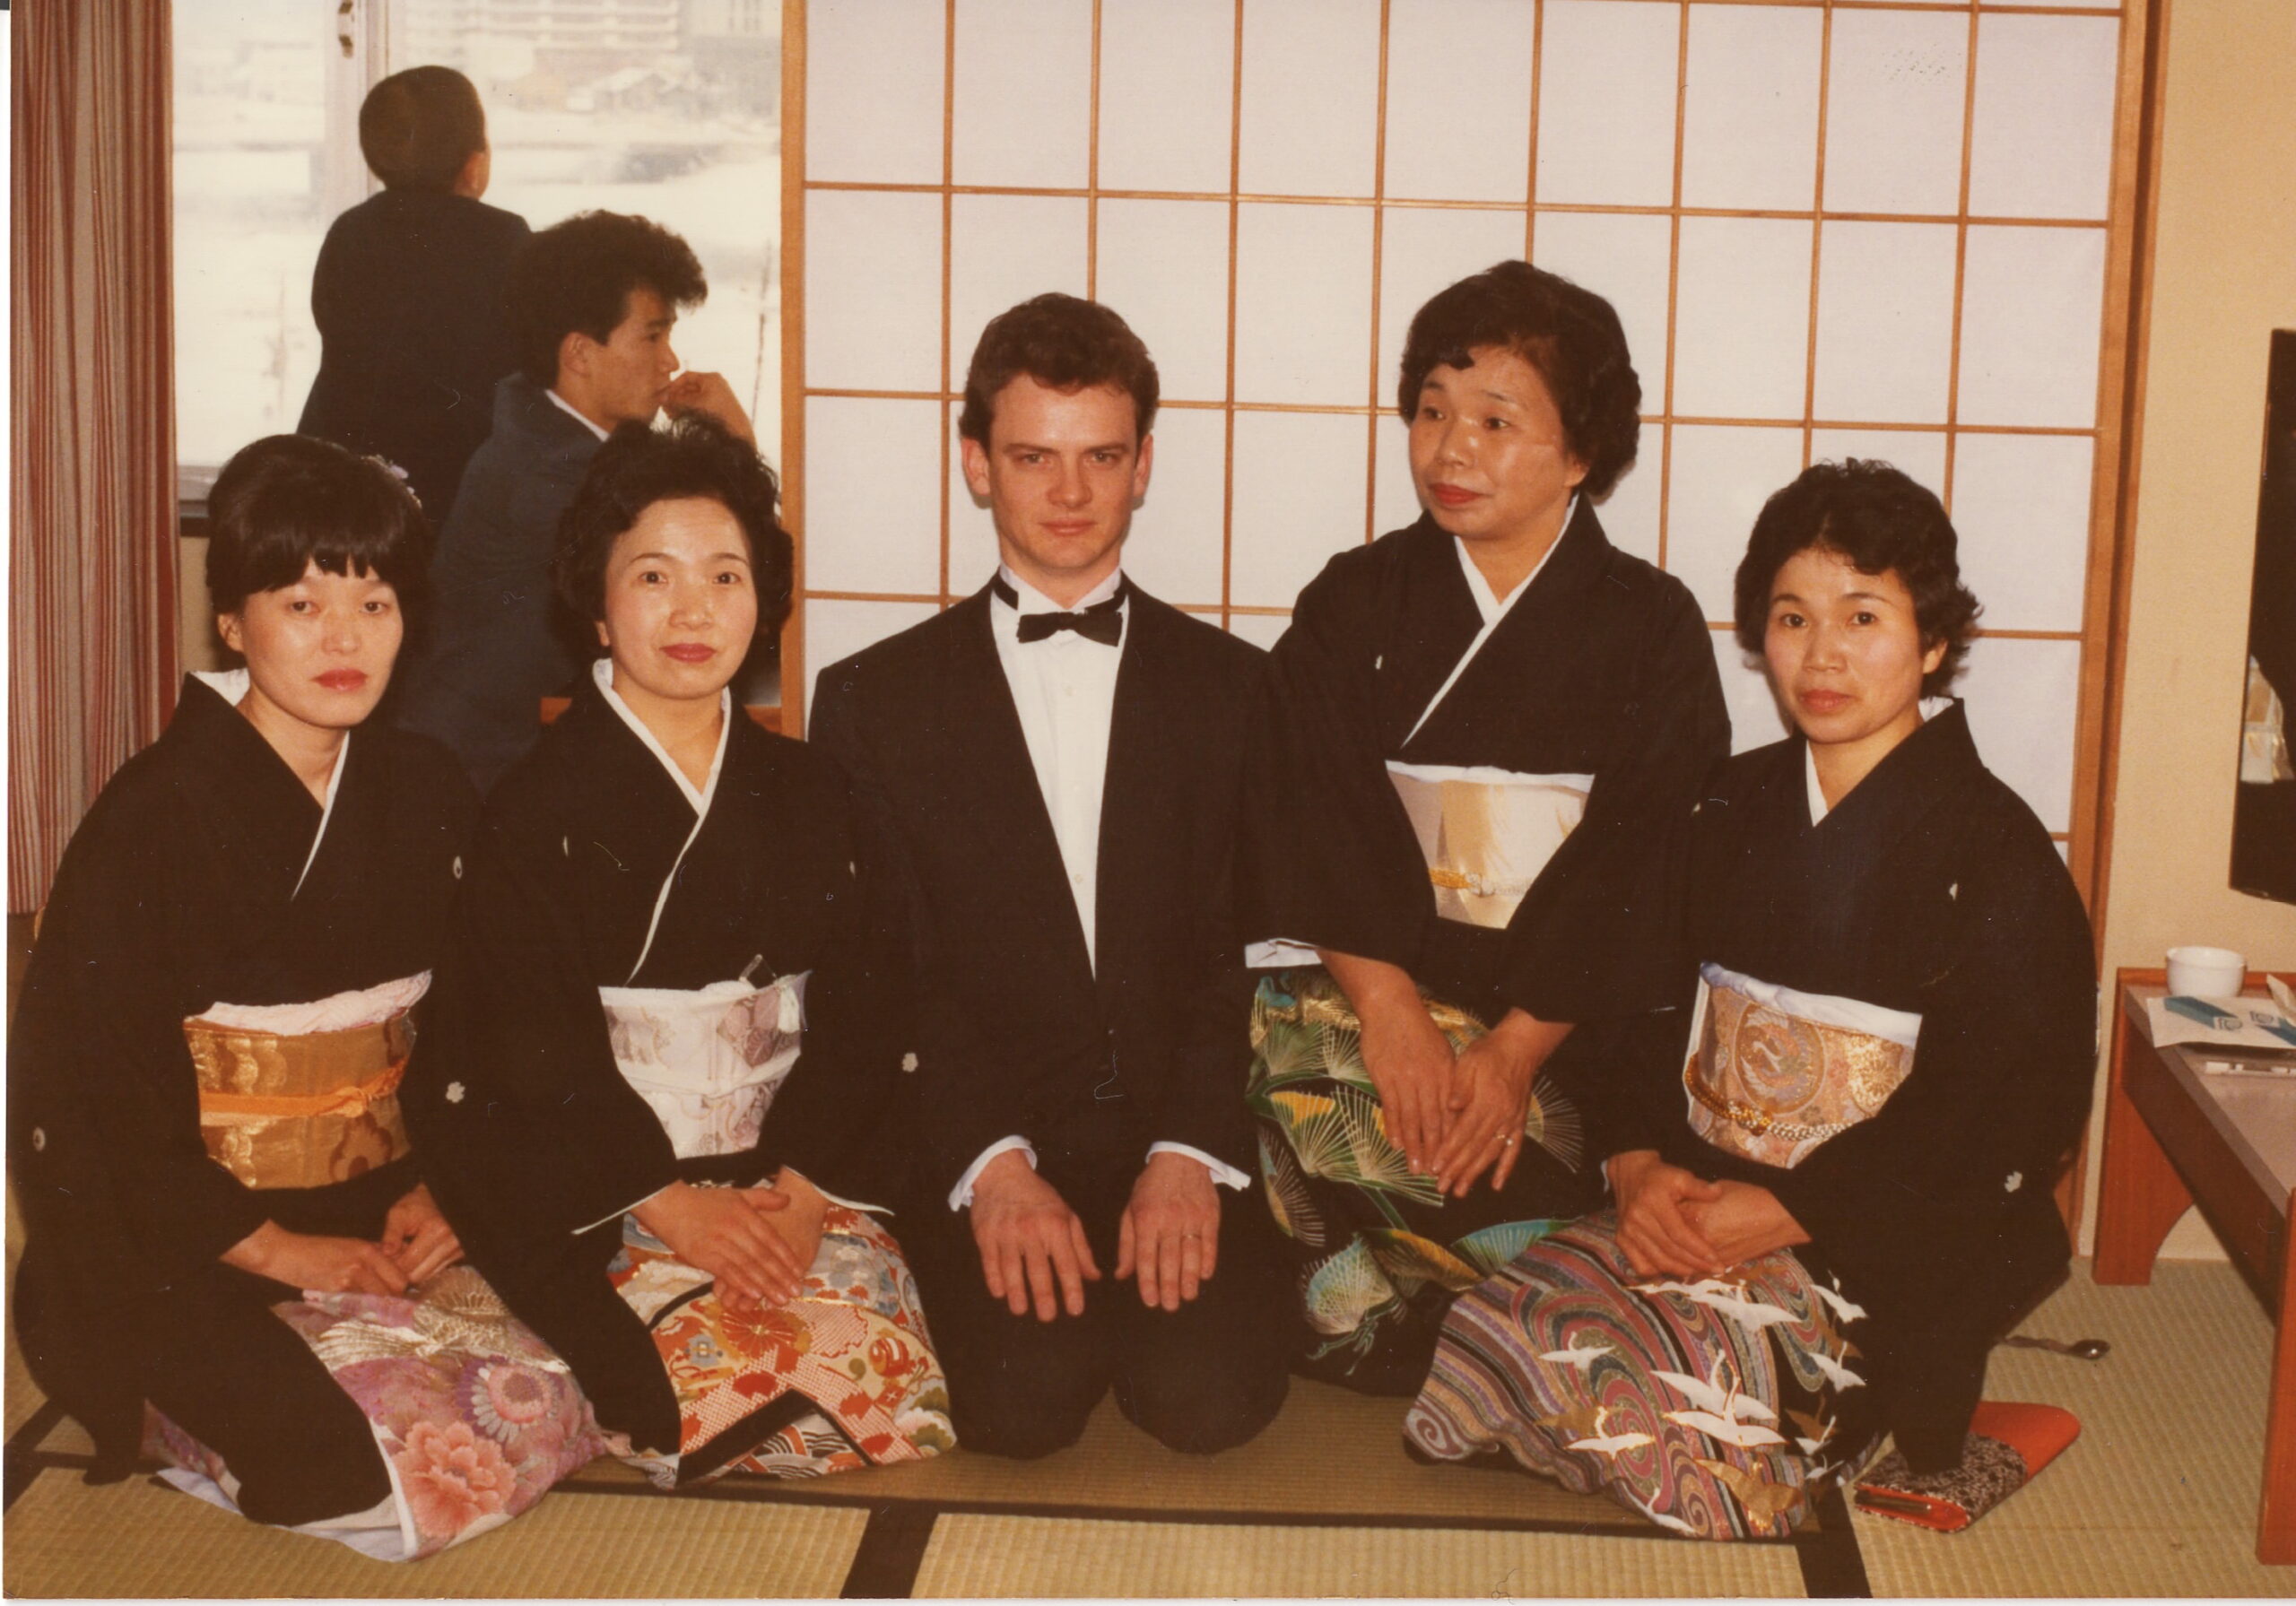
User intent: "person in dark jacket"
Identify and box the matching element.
[1405,460,2096,1541]
[391,210,752,793]
[296,66,530,529]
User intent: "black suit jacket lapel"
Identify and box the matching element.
[1094,596,1187,1011]
[937,591,1100,995]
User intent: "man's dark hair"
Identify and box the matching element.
[1396,261,1641,500]
[509,212,708,387]
[359,65,487,192]
[207,435,430,618]
[958,293,1159,446]
[1733,458,1983,697]
[554,415,794,645]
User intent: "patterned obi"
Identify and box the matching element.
[184,973,428,1190]
[596,973,809,1160]
[1682,962,1921,1169]
[1386,761,1593,929]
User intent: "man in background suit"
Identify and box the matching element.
[297,65,529,530]
[810,294,1296,1458]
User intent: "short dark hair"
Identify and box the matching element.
[553,416,794,647]
[207,435,431,618]
[1733,458,1983,697]
[509,212,708,387]
[958,293,1159,446]
[1396,261,1641,500]
[359,66,487,192]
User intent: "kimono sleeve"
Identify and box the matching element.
[7,791,268,1288]
[418,801,682,1241]
[1249,559,1431,969]
[1496,577,1729,1025]
[1765,820,2097,1246]
[808,673,1026,1196]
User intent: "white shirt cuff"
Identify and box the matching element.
[951,1135,1036,1211]
[1148,1142,1251,1192]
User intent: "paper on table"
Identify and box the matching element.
[2147,988,2296,1052]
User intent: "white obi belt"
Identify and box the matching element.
[1682,961,1922,1169]
[596,972,810,1160]
[1386,761,1594,929]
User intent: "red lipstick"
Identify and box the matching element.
[316,670,369,691]
[1798,689,1851,715]
[663,644,717,664]
[1428,485,1480,509]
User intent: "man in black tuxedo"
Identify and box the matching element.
[810,294,1295,1458]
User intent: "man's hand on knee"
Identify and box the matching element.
[970,1150,1100,1321]
[1117,1151,1221,1313]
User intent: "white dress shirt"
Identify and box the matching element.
[948,567,1252,1210]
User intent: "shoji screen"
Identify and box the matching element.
[784,0,2147,892]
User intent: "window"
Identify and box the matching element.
[172,0,783,490]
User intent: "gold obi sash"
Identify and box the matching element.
[1386,762,1593,929]
[1681,962,1922,1169]
[597,972,809,1161]
[186,996,418,1191]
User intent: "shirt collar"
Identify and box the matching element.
[989,564,1129,645]
[545,387,613,442]
[589,657,730,815]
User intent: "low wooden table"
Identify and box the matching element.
[2095,968,2296,1564]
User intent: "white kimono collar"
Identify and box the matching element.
[1805,696,1956,824]
[190,667,347,900]
[591,656,732,817]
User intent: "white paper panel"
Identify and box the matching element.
[1968,13,2121,221]
[1373,412,1421,538]
[804,597,942,683]
[804,397,944,595]
[1384,0,1535,203]
[947,195,1091,386]
[806,0,945,185]
[1232,204,1377,406]
[1230,411,1371,609]
[1680,3,1823,212]
[1957,635,2083,833]
[1376,208,1529,409]
[1672,217,1813,422]
[1812,221,1959,425]
[1097,0,1237,195]
[1821,9,1968,217]
[1533,211,1675,402]
[1665,424,1807,622]
[946,436,997,596]
[1237,0,1383,198]
[1807,429,1948,497]
[1950,432,2096,635]
[1094,199,1233,404]
[1228,612,1292,650]
[1714,629,1791,754]
[804,189,944,394]
[1956,225,2108,429]
[1124,406,1230,609]
[1535,0,1682,207]
[951,0,1092,189]
[1597,453,1663,567]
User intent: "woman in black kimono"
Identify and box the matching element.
[9,436,477,1526]
[1249,261,1730,1390]
[410,417,951,1485]
[1405,460,2096,1539]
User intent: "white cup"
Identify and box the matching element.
[2166,945,2248,998]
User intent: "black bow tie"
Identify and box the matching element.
[995,576,1128,647]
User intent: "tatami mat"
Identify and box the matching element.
[3,1464,865,1598]
[1852,1258,2287,1598]
[909,1514,1810,1598]
[770,1374,1649,1529]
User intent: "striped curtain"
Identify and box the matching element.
[9,2,180,912]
